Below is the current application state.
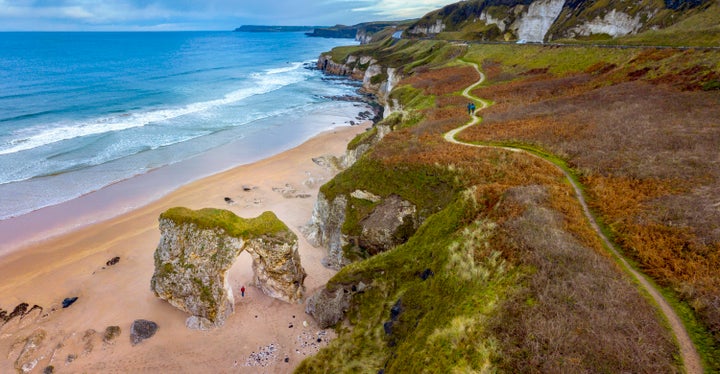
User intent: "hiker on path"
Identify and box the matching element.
[467,102,476,115]
[241,286,245,297]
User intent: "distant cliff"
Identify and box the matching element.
[308,20,416,44]
[404,0,712,42]
[234,25,323,32]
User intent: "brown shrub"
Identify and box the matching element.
[629,48,678,64]
[399,65,478,96]
[490,185,678,373]
[459,71,720,339]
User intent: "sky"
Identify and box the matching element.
[0,0,461,31]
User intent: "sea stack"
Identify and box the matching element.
[151,208,306,329]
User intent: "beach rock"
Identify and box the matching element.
[106,256,120,266]
[2,303,28,322]
[130,319,157,346]
[13,329,47,373]
[151,208,306,329]
[358,194,418,255]
[305,287,352,328]
[43,366,54,374]
[103,326,121,344]
[62,297,78,308]
[0,303,43,334]
[82,329,97,353]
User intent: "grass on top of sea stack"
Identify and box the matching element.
[160,207,295,242]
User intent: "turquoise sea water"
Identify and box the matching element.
[0,32,364,220]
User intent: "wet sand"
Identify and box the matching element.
[0,123,366,373]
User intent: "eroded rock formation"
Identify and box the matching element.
[151,208,306,329]
[305,281,367,328]
[304,192,419,269]
[304,193,349,269]
[358,194,418,255]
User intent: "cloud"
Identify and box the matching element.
[349,0,457,19]
[0,0,460,31]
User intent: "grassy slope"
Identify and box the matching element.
[296,39,690,372]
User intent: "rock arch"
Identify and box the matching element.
[150,207,306,330]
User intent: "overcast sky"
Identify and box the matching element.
[0,0,459,31]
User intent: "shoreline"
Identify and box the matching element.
[0,122,366,372]
[0,101,370,256]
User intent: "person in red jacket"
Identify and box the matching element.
[241,286,246,297]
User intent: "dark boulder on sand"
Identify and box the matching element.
[130,319,158,346]
[62,297,78,308]
[106,256,120,266]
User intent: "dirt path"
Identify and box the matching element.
[445,61,703,374]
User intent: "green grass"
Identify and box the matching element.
[347,126,378,151]
[321,157,460,221]
[465,43,633,76]
[297,191,521,373]
[389,84,436,110]
[160,207,294,241]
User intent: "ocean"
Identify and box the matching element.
[0,31,367,222]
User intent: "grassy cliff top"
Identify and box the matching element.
[160,208,295,241]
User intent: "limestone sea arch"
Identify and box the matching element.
[150,207,306,330]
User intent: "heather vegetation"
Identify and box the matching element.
[296,37,705,372]
[460,43,720,369]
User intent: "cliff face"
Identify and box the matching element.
[303,193,349,269]
[404,0,711,42]
[318,54,402,115]
[151,208,305,329]
[517,0,566,42]
[307,22,412,44]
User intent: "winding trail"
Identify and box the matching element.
[445,61,703,373]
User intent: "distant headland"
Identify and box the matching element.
[233,25,324,33]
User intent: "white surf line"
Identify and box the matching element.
[445,61,703,374]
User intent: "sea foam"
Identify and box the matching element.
[0,62,308,156]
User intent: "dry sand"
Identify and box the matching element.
[0,123,367,373]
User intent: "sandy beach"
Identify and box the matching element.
[0,123,366,373]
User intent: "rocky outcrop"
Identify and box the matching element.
[564,9,643,38]
[304,191,420,268]
[305,282,367,328]
[318,54,403,114]
[341,123,393,168]
[516,0,565,42]
[151,208,306,329]
[305,288,352,328]
[12,329,47,373]
[406,19,446,36]
[358,194,419,255]
[303,193,349,269]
